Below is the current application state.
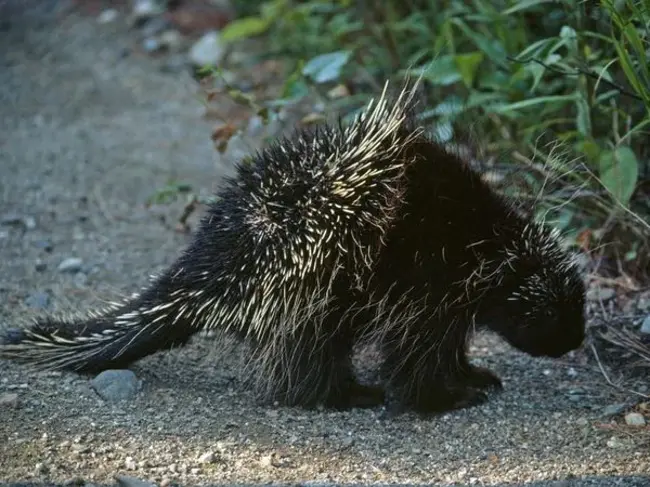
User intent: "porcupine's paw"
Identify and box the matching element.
[461,365,503,390]
[325,380,386,410]
[407,386,489,416]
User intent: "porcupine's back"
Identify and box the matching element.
[0,82,425,372]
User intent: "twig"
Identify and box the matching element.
[590,343,649,399]
[507,55,644,102]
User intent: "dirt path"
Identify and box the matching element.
[1,2,649,486]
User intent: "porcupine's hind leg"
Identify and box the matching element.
[379,310,490,415]
[249,310,384,410]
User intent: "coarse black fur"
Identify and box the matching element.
[0,81,586,414]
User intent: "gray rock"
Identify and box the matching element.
[115,474,156,487]
[624,412,646,426]
[1,213,35,229]
[58,257,83,273]
[602,403,627,417]
[141,16,172,38]
[159,30,183,52]
[142,37,161,53]
[34,239,53,252]
[586,286,615,301]
[188,31,225,67]
[25,291,50,309]
[0,392,19,408]
[198,451,216,464]
[131,0,165,24]
[97,9,118,24]
[91,370,141,402]
[640,314,650,335]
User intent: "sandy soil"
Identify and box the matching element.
[1,1,649,486]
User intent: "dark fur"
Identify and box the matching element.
[0,84,586,414]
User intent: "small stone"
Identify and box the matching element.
[98,9,118,24]
[58,257,83,273]
[624,412,646,426]
[198,451,216,464]
[23,216,36,229]
[63,477,85,486]
[260,454,275,467]
[35,261,47,272]
[190,467,201,475]
[34,462,49,475]
[160,478,171,487]
[0,392,19,408]
[159,30,183,51]
[142,37,161,53]
[606,436,624,448]
[640,315,650,335]
[141,16,172,37]
[586,286,615,301]
[115,474,156,487]
[35,239,53,252]
[168,463,177,473]
[188,31,225,67]
[1,214,35,229]
[124,456,137,470]
[91,370,141,402]
[74,272,88,288]
[1,214,23,225]
[602,403,628,417]
[25,291,50,309]
[131,0,165,24]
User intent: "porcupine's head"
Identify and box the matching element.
[480,223,586,358]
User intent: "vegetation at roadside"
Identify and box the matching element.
[220,0,650,282]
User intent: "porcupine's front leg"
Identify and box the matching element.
[380,314,489,414]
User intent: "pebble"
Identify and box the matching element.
[602,403,627,417]
[131,0,165,24]
[124,456,137,470]
[25,291,50,309]
[1,214,35,229]
[0,392,19,408]
[91,370,141,402]
[34,462,49,475]
[34,239,53,252]
[58,257,83,273]
[586,286,615,301]
[640,315,650,335]
[624,412,646,426]
[115,475,156,487]
[74,272,88,288]
[97,9,118,24]
[198,451,216,464]
[140,16,171,37]
[142,37,161,53]
[159,30,183,52]
[188,31,225,67]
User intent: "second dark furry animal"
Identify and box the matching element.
[0,82,586,414]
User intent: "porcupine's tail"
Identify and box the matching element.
[0,267,203,373]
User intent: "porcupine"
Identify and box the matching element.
[0,80,586,414]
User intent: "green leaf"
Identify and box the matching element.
[220,17,270,42]
[414,56,462,86]
[302,50,352,83]
[454,52,484,88]
[490,94,577,114]
[598,146,639,207]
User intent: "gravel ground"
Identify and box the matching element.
[1,2,649,486]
